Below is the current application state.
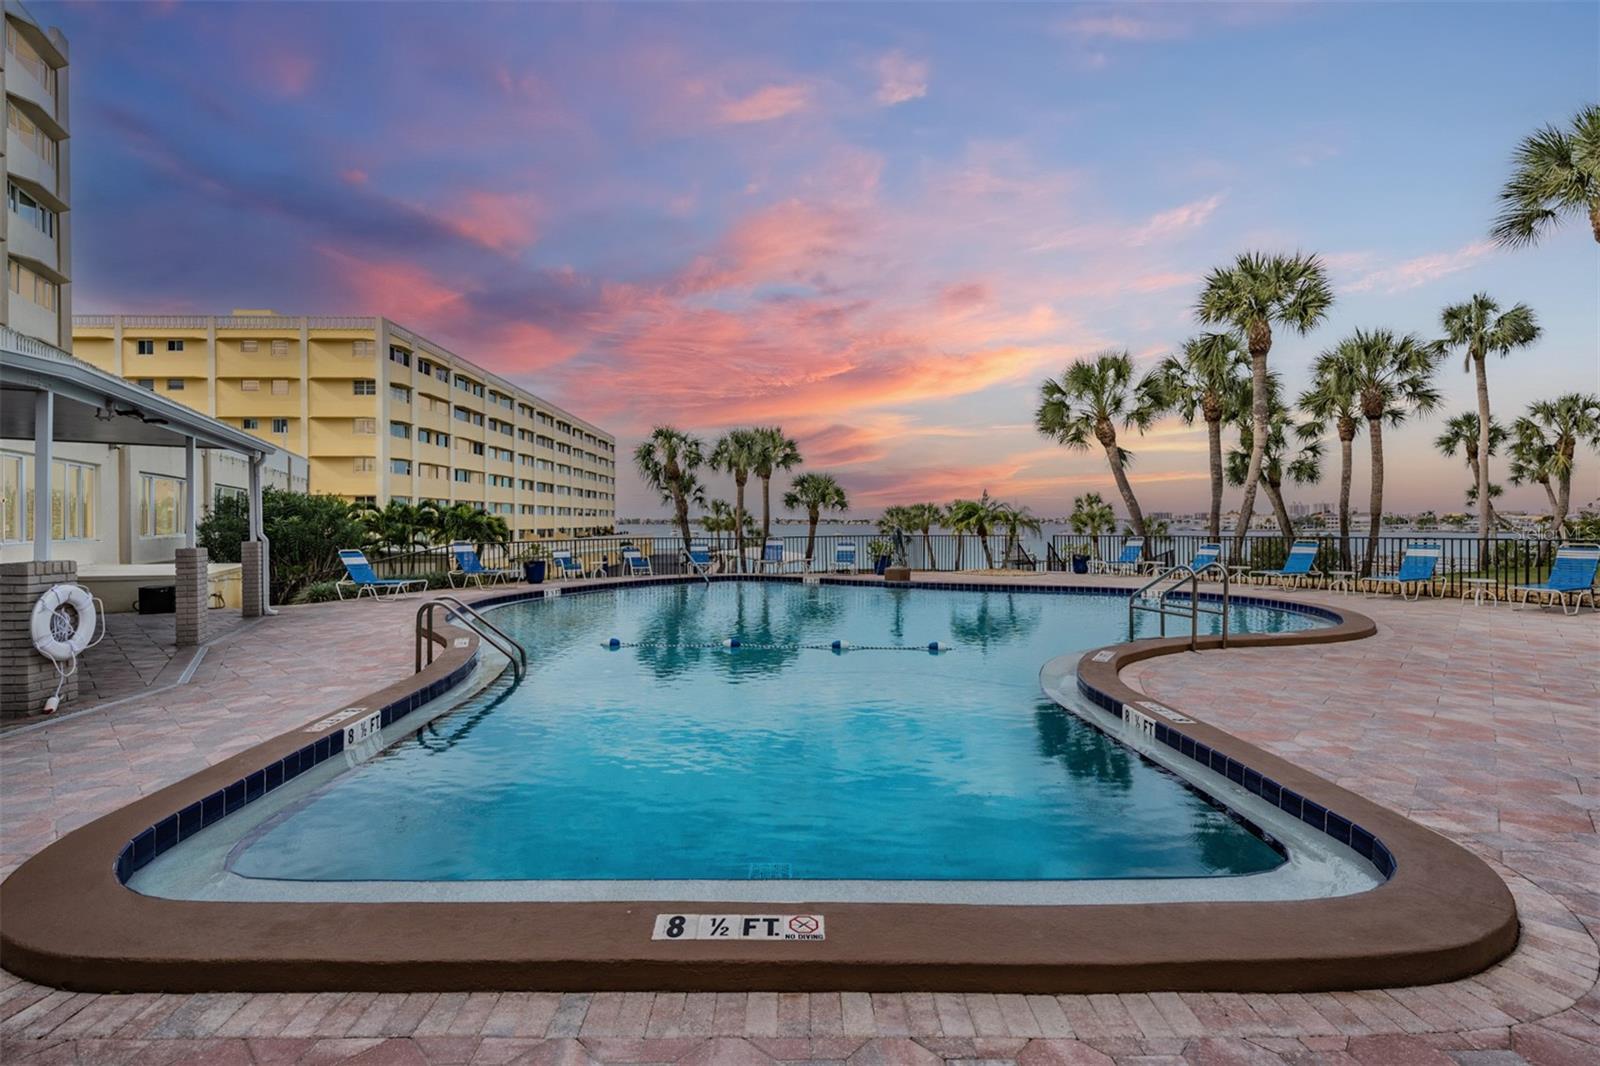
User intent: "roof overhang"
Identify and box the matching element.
[1,327,277,457]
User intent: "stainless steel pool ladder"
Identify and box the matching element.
[1127,564,1230,650]
[416,595,527,682]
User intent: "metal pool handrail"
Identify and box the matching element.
[416,595,527,682]
[1128,563,1230,651]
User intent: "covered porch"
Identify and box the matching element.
[0,326,277,718]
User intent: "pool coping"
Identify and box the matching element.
[0,574,1518,993]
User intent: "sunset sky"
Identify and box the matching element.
[46,1,1600,517]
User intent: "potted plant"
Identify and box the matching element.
[868,537,893,576]
[515,543,548,584]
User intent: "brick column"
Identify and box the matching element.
[241,540,264,618]
[0,561,79,719]
[174,548,209,647]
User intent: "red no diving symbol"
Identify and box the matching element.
[789,915,820,934]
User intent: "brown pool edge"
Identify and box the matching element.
[0,576,1519,993]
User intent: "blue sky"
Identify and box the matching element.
[41,0,1600,515]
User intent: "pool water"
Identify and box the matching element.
[231,582,1322,883]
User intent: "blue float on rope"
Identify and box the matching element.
[606,637,621,649]
[724,637,741,648]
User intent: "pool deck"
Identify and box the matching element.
[2,574,1597,1065]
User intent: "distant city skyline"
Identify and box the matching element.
[44,1,1600,518]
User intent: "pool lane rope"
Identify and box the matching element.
[606,637,952,654]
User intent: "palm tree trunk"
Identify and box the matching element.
[760,477,773,545]
[673,490,693,554]
[1362,418,1384,577]
[954,534,963,570]
[1264,478,1295,540]
[1233,347,1271,553]
[805,508,819,563]
[1206,417,1224,540]
[922,529,933,571]
[733,475,748,574]
[1553,444,1574,536]
[1337,430,1353,571]
[980,526,994,568]
[1473,353,1493,576]
[1591,200,1600,243]
[1102,441,1148,536]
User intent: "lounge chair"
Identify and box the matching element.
[1091,537,1145,575]
[683,542,717,577]
[337,549,428,600]
[1359,542,1441,600]
[550,549,594,580]
[1513,542,1599,615]
[447,542,519,588]
[620,546,654,577]
[754,538,798,574]
[1253,539,1321,589]
[833,542,859,573]
[1005,543,1039,571]
[1160,542,1223,579]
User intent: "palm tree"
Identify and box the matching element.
[1439,294,1540,559]
[1298,361,1363,569]
[749,427,802,545]
[783,473,849,563]
[634,426,707,552]
[429,501,510,555]
[1069,492,1116,558]
[1196,252,1334,552]
[947,492,1006,568]
[1035,349,1161,536]
[1507,416,1560,517]
[1517,394,1600,535]
[359,500,431,556]
[1225,382,1323,541]
[1491,104,1600,248]
[699,498,736,551]
[1145,332,1250,540]
[902,502,944,569]
[1434,412,1509,523]
[995,502,1043,565]
[1310,329,1443,575]
[709,428,760,571]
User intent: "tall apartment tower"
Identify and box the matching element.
[2,0,70,348]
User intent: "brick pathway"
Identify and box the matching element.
[2,579,1597,1065]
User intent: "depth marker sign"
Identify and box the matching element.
[652,914,825,941]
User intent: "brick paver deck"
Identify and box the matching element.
[2,577,1597,1065]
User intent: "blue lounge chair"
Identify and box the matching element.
[754,537,796,574]
[1253,539,1321,589]
[550,549,592,580]
[447,541,518,588]
[833,542,859,573]
[337,549,428,600]
[1514,542,1599,615]
[1092,537,1145,575]
[620,546,654,576]
[683,542,716,577]
[1360,542,1442,600]
[1184,542,1224,578]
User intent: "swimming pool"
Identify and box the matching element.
[208,581,1325,887]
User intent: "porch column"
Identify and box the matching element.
[184,436,198,549]
[174,547,208,647]
[242,454,265,617]
[32,391,53,561]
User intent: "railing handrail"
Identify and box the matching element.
[416,595,527,682]
[1128,562,1230,651]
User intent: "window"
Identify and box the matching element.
[352,418,376,435]
[271,379,289,395]
[390,459,412,476]
[135,378,154,390]
[470,441,485,456]
[167,340,185,352]
[270,339,289,357]
[166,379,184,390]
[137,340,155,355]
[353,379,376,396]
[241,418,259,430]
[418,462,445,480]
[7,181,55,236]
[389,346,411,368]
[390,384,410,404]
[6,101,55,166]
[353,457,375,473]
[241,379,260,391]
[6,24,57,97]
[138,474,185,538]
[390,421,411,439]
[270,418,289,434]
[352,340,375,358]
[7,259,57,310]
[48,461,96,541]
[489,474,514,488]
[215,485,246,506]
[240,339,259,353]
[0,452,23,542]
[454,469,474,483]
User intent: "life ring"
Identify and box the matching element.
[31,583,98,663]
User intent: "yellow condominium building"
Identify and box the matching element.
[73,312,617,540]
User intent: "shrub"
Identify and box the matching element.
[292,581,343,604]
[198,488,365,604]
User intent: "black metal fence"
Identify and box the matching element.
[363,530,1575,600]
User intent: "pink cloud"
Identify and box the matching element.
[340,168,368,186]
[441,191,541,255]
[1129,193,1225,245]
[257,51,314,97]
[874,51,929,106]
[1345,240,1497,294]
[716,83,813,124]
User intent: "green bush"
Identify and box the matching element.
[198,488,365,604]
[292,581,343,604]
